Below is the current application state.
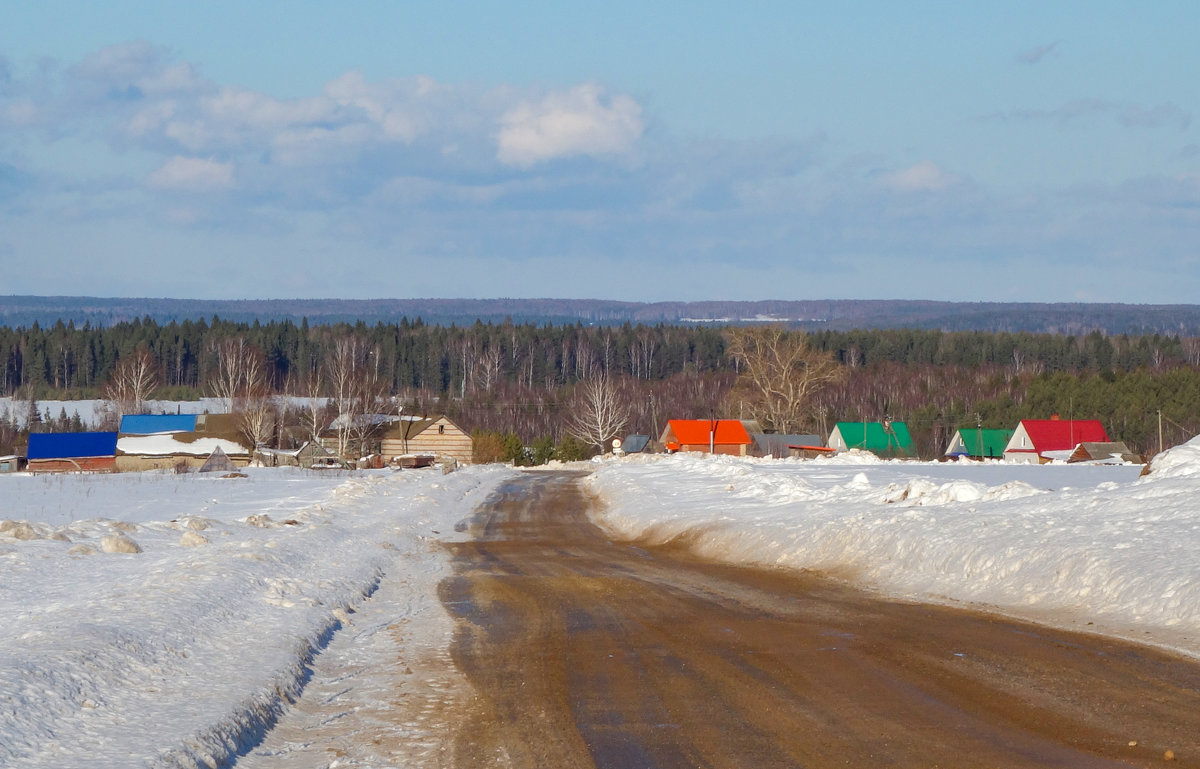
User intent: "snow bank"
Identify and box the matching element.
[0,465,516,768]
[586,452,1200,656]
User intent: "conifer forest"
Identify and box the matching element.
[2,316,1199,459]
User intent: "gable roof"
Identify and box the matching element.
[383,415,465,440]
[831,422,915,454]
[621,434,651,453]
[752,434,823,457]
[120,414,198,435]
[1015,419,1108,453]
[27,432,118,460]
[947,428,1014,458]
[1069,441,1140,464]
[664,419,752,446]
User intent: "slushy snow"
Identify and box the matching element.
[4,438,1200,765]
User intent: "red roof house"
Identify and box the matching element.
[1003,418,1109,463]
[659,419,753,456]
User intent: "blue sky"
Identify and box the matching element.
[1,1,1197,302]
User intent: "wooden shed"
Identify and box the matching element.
[381,416,474,465]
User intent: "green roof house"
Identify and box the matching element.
[828,421,915,457]
[945,428,1014,459]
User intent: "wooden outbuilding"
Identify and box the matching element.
[752,433,824,459]
[381,416,474,465]
[1068,441,1142,465]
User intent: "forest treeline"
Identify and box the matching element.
[2,317,1199,458]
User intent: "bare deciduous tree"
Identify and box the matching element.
[564,374,629,453]
[103,346,159,418]
[724,326,844,434]
[209,337,256,412]
[327,336,388,460]
[209,337,277,449]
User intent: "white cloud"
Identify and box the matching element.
[495,84,643,167]
[879,160,959,192]
[146,156,234,191]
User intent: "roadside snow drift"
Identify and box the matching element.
[586,443,1200,657]
[0,465,515,769]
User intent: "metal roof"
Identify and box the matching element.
[119,414,198,435]
[27,432,118,460]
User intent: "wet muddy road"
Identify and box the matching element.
[441,471,1200,768]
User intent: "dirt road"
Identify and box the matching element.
[441,471,1200,768]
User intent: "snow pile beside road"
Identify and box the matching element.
[0,465,514,769]
[586,453,1200,655]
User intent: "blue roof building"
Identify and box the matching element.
[119,414,198,435]
[27,432,119,460]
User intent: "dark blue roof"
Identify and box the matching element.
[120,414,197,435]
[27,432,118,460]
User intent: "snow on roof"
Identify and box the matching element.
[117,435,249,457]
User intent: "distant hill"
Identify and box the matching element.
[2,295,1200,335]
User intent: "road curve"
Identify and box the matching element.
[441,471,1200,768]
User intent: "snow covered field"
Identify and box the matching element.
[587,445,1200,659]
[4,442,1200,766]
[1,464,517,768]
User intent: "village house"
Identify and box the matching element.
[827,421,915,457]
[944,428,1015,460]
[1068,441,1142,465]
[659,419,754,456]
[318,413,402,460]
[26,432,118,472]
[116,413,250,471]
[1002,417,1109,463]
[751,433,825,459]
[380,415,474,466]
[254,440,345,469]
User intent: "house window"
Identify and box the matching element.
[438,424,445,434]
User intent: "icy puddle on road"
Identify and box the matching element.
[442,471,1200,769]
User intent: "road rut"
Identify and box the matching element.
[441,471,1200,768]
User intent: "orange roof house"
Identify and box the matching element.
[659,419,753,456]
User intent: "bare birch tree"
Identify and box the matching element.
[209,337,277,449]
[564,374,629,453]
[327,336,386,460]
[725,326,844,434]
[103,346,159,418]
[209,337,254,412]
